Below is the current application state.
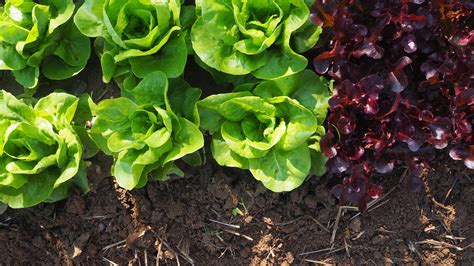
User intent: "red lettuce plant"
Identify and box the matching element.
[311,0,473,210]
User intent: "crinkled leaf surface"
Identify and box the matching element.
[192,0,321,80]
[198,71,331,191]
[0,90,89,208]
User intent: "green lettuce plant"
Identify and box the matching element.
[0,0,91,89]
[198,70,331,192]
[91,71,203,190]
[74,0,193,83]
[191,0,321,80]
[0,90,93,208]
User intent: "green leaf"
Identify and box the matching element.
[270,96,318,150]
[113,149,145,190]
[211,133,249,169]
[0,88,88,208]
[168,78,201,123]
[191,14,267,75]
[252,70,331,122]
[128,71,168,106]
[1,0,90,88]
[249,145,311,192]
[74,0,106,37]
[198,72,330,193]
[0,90,36,122]
[192,0,319,80]
[292,20,322,53]
[47,0,75,34]
[52,22,91,68]
[12,66,39,89]
[73,93,97,125]
[310,150,327,177]
[93,97,137,135]
[74,125,99,159]
[198,91,252,132]
[100,51,116,83]
[0,168,58,208]
[162,117,204,164]
[35,93,79,123]
[0,44,27,70]
[41,55,87,80]
[92,91,203,190]
[129,34,187,79]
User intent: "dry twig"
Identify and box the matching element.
[303,258,334,265]
[208,218,240,229]
[442,177,458,204]
[298,247,333,256]
[330,207,343,246]
[102,257,119,266]
[102,239,126,252]
[408,241,427,264]
[351,187,397,220]
[222,228,254,241]
[307,216,331,233]
[415,239,464,251]
[344,238,351,257]
[274,216,304,226]
[155,241,162,266]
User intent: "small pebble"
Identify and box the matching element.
[349,217,362,232]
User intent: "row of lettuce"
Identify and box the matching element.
[0,70,330,208]
[0,0,332,208]
[0,0,320,88]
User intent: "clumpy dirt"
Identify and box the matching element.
[0,150,472,265]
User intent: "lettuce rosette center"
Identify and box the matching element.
[199,70,332,192]
[191,0,321,80]
[91,71,203,190]
[74,0,189,82]
[0,0,90,88]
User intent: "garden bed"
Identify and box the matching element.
[0,1,472,264]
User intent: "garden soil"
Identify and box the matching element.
[0,58,472,265]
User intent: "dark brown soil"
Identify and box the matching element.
[0,56,472,265]
[0,149,472,265]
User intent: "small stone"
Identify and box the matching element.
[69,232,90,259]
[285,252,295,264]
[442,248,450,255]
[98,223,105,232]
[349,217,362,233]
[0,204,7,215]
[244,215,253,223]
[223,196,237,209]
